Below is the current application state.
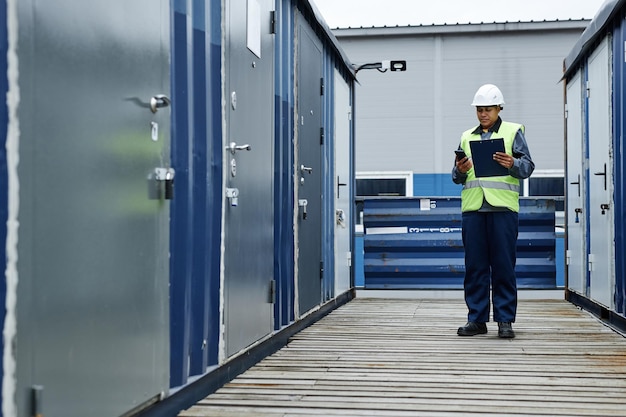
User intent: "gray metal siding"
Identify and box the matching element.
[337,24,586,176]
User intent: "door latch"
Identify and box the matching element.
[600,203,610,215]
[298,199,308,220]
[150,167,175,200]
[574,207,582,223]
[226,188,239,206]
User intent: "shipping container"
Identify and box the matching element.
[362,197,556,289]
[0,0,355,415]
[563,0,626,330]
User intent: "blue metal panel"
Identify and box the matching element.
[189,0,208,377]
[170,0,193,388]
[170,0,223,387]
[354,233,364,287]
[613,17,626,315]
[205,0,222,369]
[363,197,556,289]
[556,230,565,287]
[414,173,463,197]
[274,0,295,329]
[0,0,7,410]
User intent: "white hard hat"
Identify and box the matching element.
[471,84,505,106]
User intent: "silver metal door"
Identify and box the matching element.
[15,1,170,415]
[566,73,586,294]
[587,37,615,308]
[296,20,323,315]
[334,71,352,295]
[223,0,275,356]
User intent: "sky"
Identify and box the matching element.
[310,0,608,28]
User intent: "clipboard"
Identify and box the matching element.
[469,138,508,177]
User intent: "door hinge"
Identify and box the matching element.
[320,77,325,96]
[320,261,324,280]
[32,385,43,417]
[586,80,591,98]
[270,11,276,34]
[269,279,276,304]
[320,127,325,145]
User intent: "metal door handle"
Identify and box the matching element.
[226,142,252,154]
[337,176,347,198]
[150,94,170,113]
[300,165,313,174]
[570,174,581,197]
[594,163,607,190]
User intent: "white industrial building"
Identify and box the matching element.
[333,20,589,201]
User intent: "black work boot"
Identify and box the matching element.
[498,322,515,338]
[457,321,488,336]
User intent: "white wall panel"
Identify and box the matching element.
[337,24,586,177]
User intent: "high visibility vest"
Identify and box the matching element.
[460,122,523,212]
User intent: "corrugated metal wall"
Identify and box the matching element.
[334,22,587,176]
[363,197,556,289]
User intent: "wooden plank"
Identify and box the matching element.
[179,299,626,417]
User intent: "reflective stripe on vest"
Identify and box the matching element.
[463,179,520,193]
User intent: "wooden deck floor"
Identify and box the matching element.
[179,298,626,416]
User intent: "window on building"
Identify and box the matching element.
[356,178,406,197]
[355,171,413,226]
[355,171,413,197]
[520,169,564,226]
